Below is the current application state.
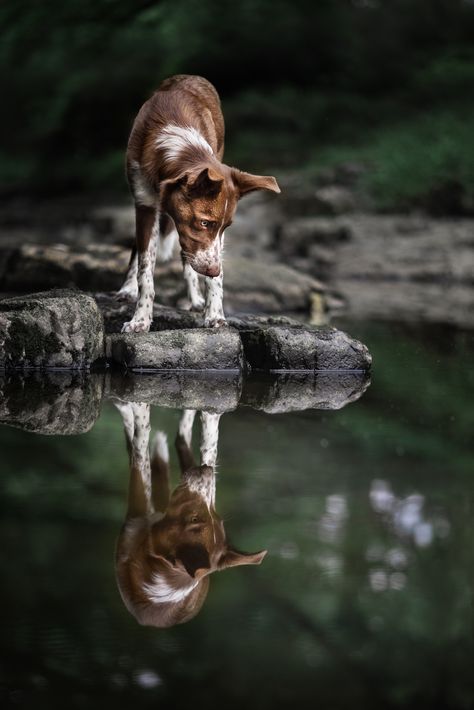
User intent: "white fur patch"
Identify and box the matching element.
[143,572,198,604]
[192,238,221,276]
[200,412,221,472]
[157,228,178,263]
[129,160,157,207]
[183,263,205,310]
[151,431,169,463]
[178,409,196,448]
[219,202,228,238]
[204,271,225,326]
[183,466,216,508]
[156,124,213,163]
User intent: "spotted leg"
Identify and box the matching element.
[114,401,153,518]
[122,205,158,333]
[183,264,205,311]
[116,247,139,302]
[178,409,197,449]
[180,410,220,508]
[200,411,221,469]
[204,270,226,327]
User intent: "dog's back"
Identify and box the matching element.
[127,74,225,176]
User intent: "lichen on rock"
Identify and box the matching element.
[0,289,104,370]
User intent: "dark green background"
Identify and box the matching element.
[2,0,474,208]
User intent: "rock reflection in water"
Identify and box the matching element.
[114,401,266,628]
[0,368,371,436]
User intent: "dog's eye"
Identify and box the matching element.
[186,516,204,533]
[200,219,217,229]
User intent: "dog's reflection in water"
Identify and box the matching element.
[114,402,266,628]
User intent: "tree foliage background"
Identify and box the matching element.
[2,0,474,205]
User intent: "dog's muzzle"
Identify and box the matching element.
[188,239,222,278]
[191,262,221,278]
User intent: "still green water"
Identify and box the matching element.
[0,322,473,710]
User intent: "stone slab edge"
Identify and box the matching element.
[105,324,371,373]
[105,328,244,372]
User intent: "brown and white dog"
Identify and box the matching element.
[114,402,266,628]
[117,74,280,332]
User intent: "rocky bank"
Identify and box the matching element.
[0,289,371,373]
[1,178,472,328]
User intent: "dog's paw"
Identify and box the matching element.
[115,286,139,303]
[203,316,228,328]
[121,318,151,333]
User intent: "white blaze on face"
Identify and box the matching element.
[182,466,216,509]
[219,199,228,239]
[191,237,222,276]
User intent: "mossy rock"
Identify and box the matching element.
[0,289,104,370]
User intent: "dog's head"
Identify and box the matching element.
[116,465,267,628]
[160,165,280,277]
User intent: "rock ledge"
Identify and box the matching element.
[0,289,372,373]
[0,290,103,370]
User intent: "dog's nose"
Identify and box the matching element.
[204,264,221,278]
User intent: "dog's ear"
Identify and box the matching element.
[186,167,224,196]
[149,549,211,580]
[159,174,188,199]
[218,547,267,569]
[176,543,211,579]
[232,169,280,197]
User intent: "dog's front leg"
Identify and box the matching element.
[129,402,153,516]
[122,205,158,333]
[204,270,226,327]
[114,401,153,518]
[200,411,221,471]
[116,247,139,302]
[183,264,205,311]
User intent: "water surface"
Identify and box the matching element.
[1,322,473,710]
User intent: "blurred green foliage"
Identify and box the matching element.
[2,0,474,208]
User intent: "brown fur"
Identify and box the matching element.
[116,412,266,628]
[126,74,280,276]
